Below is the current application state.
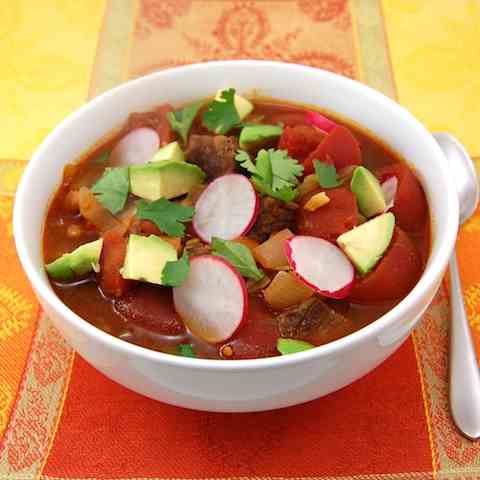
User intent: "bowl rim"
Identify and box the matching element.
[13,60,459,371]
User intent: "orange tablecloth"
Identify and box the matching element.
[1,1,480,478]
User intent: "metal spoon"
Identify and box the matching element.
[434,132,480,440]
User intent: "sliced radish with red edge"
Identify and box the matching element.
[305,111,338,134]
[193,174,259,243]
[110,128,160,166]
[173,255,248,343]
[285,236,354,299]
[381,176,398,211]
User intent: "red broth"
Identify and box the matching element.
[44,98,430,359]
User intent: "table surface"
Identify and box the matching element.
[1,1,480,479]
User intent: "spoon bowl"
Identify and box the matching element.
[433,133,479,224]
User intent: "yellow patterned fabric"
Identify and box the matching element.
[383,0,480,157]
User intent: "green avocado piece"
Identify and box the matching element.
[149,141,185,163]
[45,256,75,281]
[337,212,395,275]
[350,166,386,218]
[129,160,205,201]
[121,234,177,285]
[45,239,103,281]
[239,124,283,149]
[215,89,254,120]
[277,338,315,355]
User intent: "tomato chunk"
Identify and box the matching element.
[376,163,427,232]
[297,187,358,242]
[303,125,362,174]
[114,285,185,336]
[220,297,278,359]
[156,104,175,146]
[349,227,422,303]
[278,125,326,160]
[99,228,133,298]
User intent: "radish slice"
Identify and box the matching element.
[193,174,259,243]
[110,128,160,166]
[173,255,248,343]
[305,111,337,134]
[381,176,398,211]
[285,236,354,299]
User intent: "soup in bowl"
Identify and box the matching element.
[14,61,459,411]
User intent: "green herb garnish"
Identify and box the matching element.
[211,237,264,281]
[314,160,342,188]
[277,338,315,355]
[91,167,129,214]
[235,150,257,174]
[177,343,196,358]
[162,251,190,287]
[167,101,202,144]
[136,198,195,237]
[202,88,240,134]
[236,148,304,203]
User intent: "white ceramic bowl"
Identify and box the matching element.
[14,61,459,412]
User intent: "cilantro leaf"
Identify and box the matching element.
[167,101,202,144]
[255,149,273,186]
[270,149,304,190]
[91,167,129,214]
[136,198,195,237]
[235,150,257,174]
[202,88,240,134]
[235,148,303,203]
[177,343,196,358]
[162,251,190,287]
[314,160,342,188]
[211,237,264,281]
[251,178,299,203]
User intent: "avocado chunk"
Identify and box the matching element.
[121,234,177,285]
[149,141,185,163]
[337,212,395,275]
[215,89,253,120]
[239,124,283,149]
[46,239,103,281]
[130,160,205,201]
[350,166,386,218]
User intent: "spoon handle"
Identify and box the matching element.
[449,253,480,440]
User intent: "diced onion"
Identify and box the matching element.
[298,174,319,200]
[264,271,314,310]
[382,176,398,211]
[253,229,294,270]
[78,187,123,234]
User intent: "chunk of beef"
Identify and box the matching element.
[186,134,238,180]
[124,104,175,145]
[248,197,297,243]
[277,297,355,345]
